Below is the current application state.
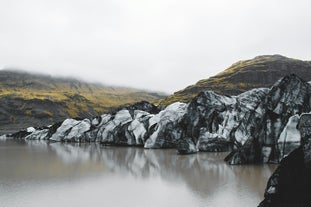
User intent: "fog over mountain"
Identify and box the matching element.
[1,0,311,93]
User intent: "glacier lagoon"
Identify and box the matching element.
[0,140,276,207]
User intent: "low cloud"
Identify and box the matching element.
[0,0,310,93]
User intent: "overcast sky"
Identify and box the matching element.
[0,0,311,93]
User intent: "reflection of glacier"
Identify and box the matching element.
[25,141,276,197]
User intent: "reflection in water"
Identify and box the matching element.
[0,140,276,207]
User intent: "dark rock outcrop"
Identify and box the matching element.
[197,138,231,152]
[177,138,198,154]
[109,101,160,115]
[226,74,311,164]
[179,88,268,155]
[259,114,311,207]
[144,102,187,148]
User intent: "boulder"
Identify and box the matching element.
[50,118,91,142]
[227,74,311,164]
[277,114,301,159]
[259,114,311,206]
[177,138,198,154]
[25,128,50,140]
[144,102,187,148]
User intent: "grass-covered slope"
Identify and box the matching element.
[0,70,165,134]
[161,55,311,105]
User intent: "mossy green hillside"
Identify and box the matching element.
[0,70,165,134]
[161,55,311,106]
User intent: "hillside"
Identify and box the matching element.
[0,70,165,134]
[161,55,311,105]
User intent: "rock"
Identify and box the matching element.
[50,118,91,142]
[197,137,231,152]
[88,114,112,142]
[109,101,160,115]
[177,138,198,154]
[128,110,153,145]
[225,137,261,165]
[93,109,153,146]
[25,128,50,140]
[259,147,311,207]
[50,119,81,141]
[99,109,134,145]
[180,87,268,155]
[9,129,32,139]
[227,74,311,164]
[277,114,301,159]
[259,114,311,207]
[144,102,187,148]
[65,119,91,142]
[26,127,36,133]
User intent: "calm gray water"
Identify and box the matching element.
[0,140,276,207]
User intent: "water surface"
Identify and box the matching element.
[0,140,276,207]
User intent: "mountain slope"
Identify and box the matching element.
[161,55,311,105]
[0,70,165,134]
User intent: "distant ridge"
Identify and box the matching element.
[161,55,311,105]
[0,69,165,134]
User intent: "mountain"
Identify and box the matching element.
[161,55,311,106]
[0,69,165,134]
[7,74,311,166]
